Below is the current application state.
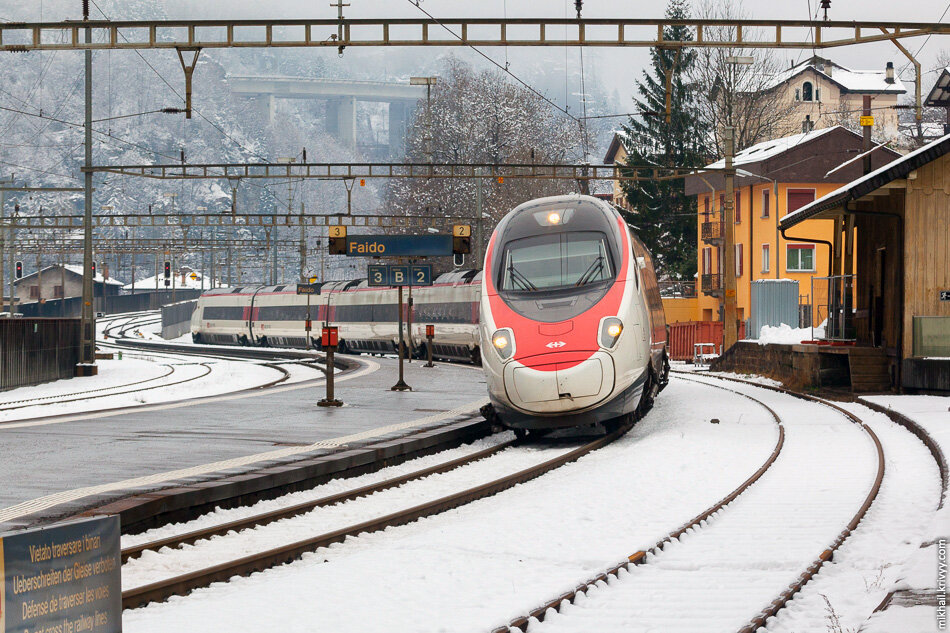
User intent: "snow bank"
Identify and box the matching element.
[753,321,826,345]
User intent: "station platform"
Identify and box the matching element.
[0,356,489,532]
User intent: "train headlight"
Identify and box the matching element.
[599,318,623,349]
[491,328,515,361]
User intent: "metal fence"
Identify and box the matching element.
[16,290,203,318]
[0,318,80,390]
[161,300,198,339]
[810,275,855,341]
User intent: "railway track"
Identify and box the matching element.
[492,373,886,633]
[119,425,635,610]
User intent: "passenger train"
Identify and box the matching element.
[479,195,668,433]
[190,194,668,433]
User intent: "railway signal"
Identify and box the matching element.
[91,261,96,277]
[14,260,22,279]
[452,224,471,255]
[424,324,436,368]
[317,326,343,407]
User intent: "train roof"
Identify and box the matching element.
[198,271,481,297]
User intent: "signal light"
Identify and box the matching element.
[163,261,171,278]
[14,261,22,279]
[91,261,96,277]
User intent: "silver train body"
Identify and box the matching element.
[190,270,483,362]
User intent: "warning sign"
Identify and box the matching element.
[1,516,121,633]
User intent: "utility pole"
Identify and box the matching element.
[79,0,96,371]
[299,201,306,281]
[722,127,738,350]
[0,173,12,313]
[475,168,484,268]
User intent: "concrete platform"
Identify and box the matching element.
[0,356,489,532]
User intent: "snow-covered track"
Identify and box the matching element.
[120,427,632,610]
[120,437,519,563]
[495,374,885,633]
[492,376,786,632]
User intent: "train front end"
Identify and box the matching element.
[480,195,651,431]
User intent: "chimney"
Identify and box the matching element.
[886,61,895,84]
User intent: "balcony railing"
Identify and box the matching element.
[701,220,725,243]
[701,273,723,295]
[659,281,696,298]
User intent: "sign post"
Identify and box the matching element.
[391,285,412,391]
[425,324,435,368]
[317,326,343,407]
[296,282,320,351]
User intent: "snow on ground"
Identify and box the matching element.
[533,376,876,633]
[0,357,169,406]
[124,377,782,632]
[858,395,950,633]
[764,401,941,633]
[671,365,784,388]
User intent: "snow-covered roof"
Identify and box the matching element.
[62,264,125,285]
[925,67,950,106]
[15,264,124,286]
[703,126,839,170]
[767,56,906,95]
[779,130,950,229]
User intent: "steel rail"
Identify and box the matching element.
[667,372,887,633]
[120,427,628,609]
[493,375,786,631]
[121,438,518,563]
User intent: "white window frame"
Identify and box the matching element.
[735,243,743,277]
[761,244,771,273]
[786,244,816,273]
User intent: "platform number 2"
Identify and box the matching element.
[415,269,427,284]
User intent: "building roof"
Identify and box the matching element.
[13,264,124,286]
[703,126,838,170]
[603,130,630,164]
[779,130,950,230]
[684,126,902,196]
[767,56,906,95]
[925,67,950,107]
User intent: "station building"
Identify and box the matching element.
[779,132,950,392]
[683,126,901,325]
[12,264,123,304]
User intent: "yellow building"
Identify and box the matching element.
[684,126,901,325]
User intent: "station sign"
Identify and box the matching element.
[296,283,320,295]
[344,235,452,257]
[0,516,121,633]
[367,264,433,287]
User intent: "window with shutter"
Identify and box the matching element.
[736,244,744,277]
[762,190,770,218]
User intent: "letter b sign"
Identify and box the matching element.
[390,266,408,286]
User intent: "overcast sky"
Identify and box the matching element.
[18,0,950,116]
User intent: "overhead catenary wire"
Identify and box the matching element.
[404,0,581,125]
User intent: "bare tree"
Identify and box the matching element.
[690,0,800,156]
[387,57,583,248]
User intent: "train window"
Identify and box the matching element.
[500,231,614,291]
[204,306,244,320]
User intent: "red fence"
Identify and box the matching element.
[668,320,747,361]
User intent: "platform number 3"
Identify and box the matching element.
[371,268,384,284]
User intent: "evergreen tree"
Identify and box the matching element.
[620,0,708,280]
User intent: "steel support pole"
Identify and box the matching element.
[299,201,306,281]
[722,127,738,350]
[80,9,96,367]
[0,182,5,314]
[475,169,484,267]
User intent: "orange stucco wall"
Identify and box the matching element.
[694,182,854,324]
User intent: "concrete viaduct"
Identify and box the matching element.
[228,75,425,154]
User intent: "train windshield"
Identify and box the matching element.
[500,232,614,292]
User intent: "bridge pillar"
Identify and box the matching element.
[326,96,357,148]
[250,95,277,125]
[388,101,411,158]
